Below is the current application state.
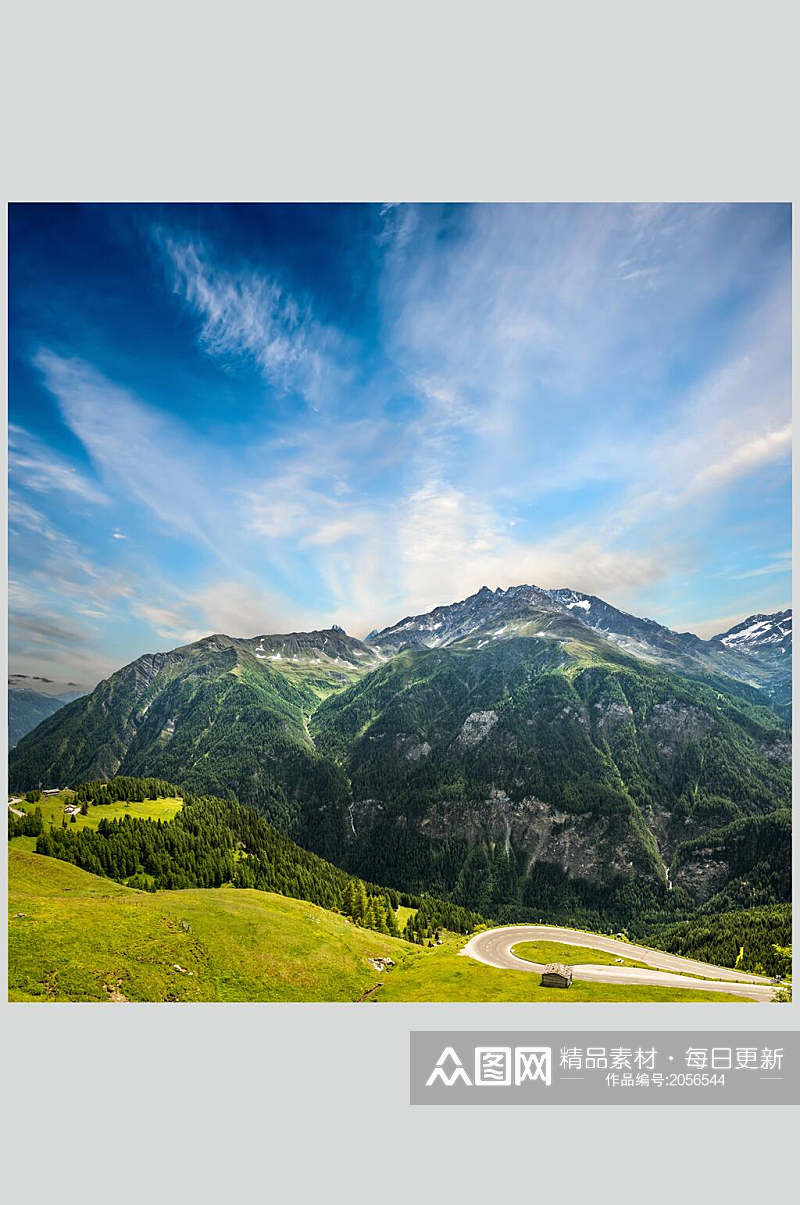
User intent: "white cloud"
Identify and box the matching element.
[9,424,109,505]
[155,230,352,407]
[379,205,790,503]
[682,425,791,499]
[128,600,206,644]
[8,495,60,542]
[128,578,316,645]
[35,348,225,550]
[293,479,666,638]
[16,206,789,677]
[731,553,791,580]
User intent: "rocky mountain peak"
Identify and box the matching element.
[712,610,792,658]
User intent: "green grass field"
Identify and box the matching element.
[9,848,750,1003]
[8,792,183,842]
[511,940,655,970]
[8,847,420,1002]
[372,940,749,1002]
[395,905,417,931]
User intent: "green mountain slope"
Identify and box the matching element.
[311,629,790,916]
[643,903,791,978]
[9,615,791,926]
[8,631,379,840]
[8,848,416,1002]
[671,810,792,909]
[8,849,749,1003]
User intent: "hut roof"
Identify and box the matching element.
[542,963,573,978]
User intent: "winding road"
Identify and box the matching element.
[461,924,778,1001]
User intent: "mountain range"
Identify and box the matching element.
[8,685,86,749]
[8,586,791,925]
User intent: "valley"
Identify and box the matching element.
[7,585,792,1002]
[8,847,769,1003]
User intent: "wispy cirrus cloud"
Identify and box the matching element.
[9,424,109,505]
[729,553,792,581]
[10,204,790,686]
[154,229,353,407]
[34,348,222,549]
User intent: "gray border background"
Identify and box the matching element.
[2,1,798,1199]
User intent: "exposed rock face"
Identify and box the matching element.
[644,699,713,757]
[350,790,646,885]
[557,702,590,733]
[672,850,731,904]
[591,698,634,735]
[457,710,499,748]
[760,738,791,765]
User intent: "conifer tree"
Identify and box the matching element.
[385,900,399,936]
[354,880,368,925]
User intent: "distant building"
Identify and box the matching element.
[540,963,573,988]
[43,788,62,796]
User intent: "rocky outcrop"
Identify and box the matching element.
[457,710,499,748]
[350,789,649,885]
[591,697,634,735]
[644,699,713,758]
[759,738,791,765]
[671,849,731,904]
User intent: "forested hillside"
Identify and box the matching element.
[310,632,790,919]
[644,903,791,977]
[15,777,483,938]
[8,592,791,929]
[8,634,357,842]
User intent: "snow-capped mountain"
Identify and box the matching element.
[367,584,791,695]
[364,584,556,654]
[712,610,792,659]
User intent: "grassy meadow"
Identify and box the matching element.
[9,790,183,837]
[8,847,419,1002]
[511,939,656,970]
[9,846,750,1004]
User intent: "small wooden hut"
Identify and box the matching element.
[540,962,573,988]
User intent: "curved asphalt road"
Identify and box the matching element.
[461,925,778,1001]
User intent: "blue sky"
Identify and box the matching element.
[9,203,792,690]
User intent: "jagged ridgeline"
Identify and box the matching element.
[8,589,792,925]
[27,777,484,938]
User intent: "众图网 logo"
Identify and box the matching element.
[425,1046,552,1088]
